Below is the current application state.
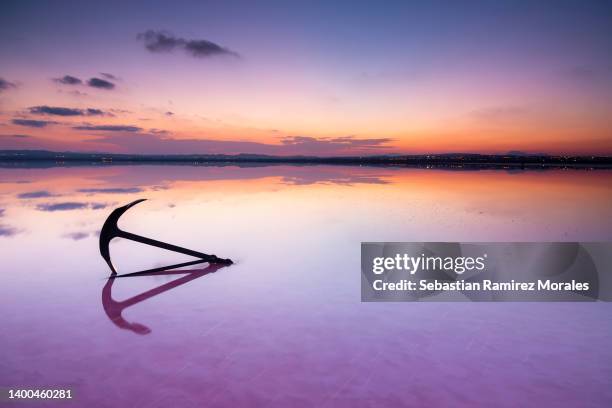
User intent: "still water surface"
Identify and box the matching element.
[1,165,611,407]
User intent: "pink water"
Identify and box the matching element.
[1,165,611,407]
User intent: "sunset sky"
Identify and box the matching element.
[1,0,611,156]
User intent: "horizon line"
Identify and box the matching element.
[1,148,611,159]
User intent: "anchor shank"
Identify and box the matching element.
[118,230,231,264]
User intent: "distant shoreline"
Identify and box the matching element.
[1,150,611,170]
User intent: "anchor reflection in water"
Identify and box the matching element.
[102,264,227,335]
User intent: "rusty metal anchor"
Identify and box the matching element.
[99,199,232,277]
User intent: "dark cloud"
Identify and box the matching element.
[78,187,142,194]
[36,202,89,211]
[30,106,82,116]
[53,75,82,85]
[100,73,118,80]
[73,124,142,132]
[138,30,184,52]
[12,119,57,128]
[165,111,174,116]
[86,108,106,116]
[63,232,89,240]
[0,209,4,217]
[29,105,109,116]
[185,39,238,58]
[0,224,18,237]
[0,78,17,92]
[18,190,55,199]
[137,30,238,58]
[87,77,115,90]
[88,132,393,156]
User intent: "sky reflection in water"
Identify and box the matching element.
[0,165,611,407]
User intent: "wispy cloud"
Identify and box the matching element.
[53,75,82,85]
[12,119,57,128]
[138,30,239,59]
[0,78,17,92]
[63,232,89,240]
[0,224,18,237]
[18,190,55,199]
[68,90,88,97]
[73,124,142,132]
[90,203,109,209]
[35,202,108,211]
[281,136,392,150]
[149,128,169,135]
[100,72,118,80]
[36,202,89,211]
[29,105,109,116]
[78,187,142,194]
[1,134,30,138]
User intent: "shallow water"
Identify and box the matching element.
[1,165,611,407]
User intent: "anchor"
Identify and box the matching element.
[99,199,232,277]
